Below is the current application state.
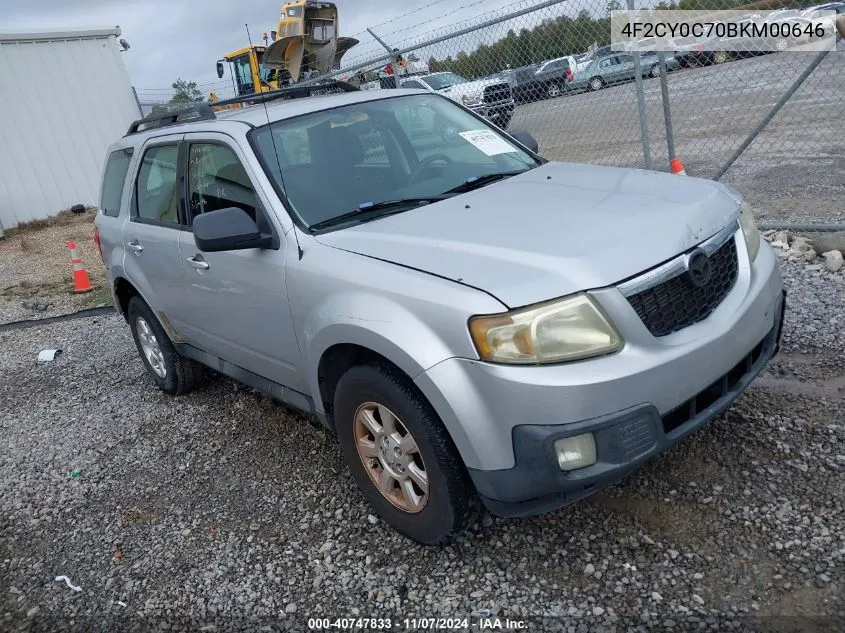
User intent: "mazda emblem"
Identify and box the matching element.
[686,250,713,287]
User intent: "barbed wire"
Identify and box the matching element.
[339,0,560,69]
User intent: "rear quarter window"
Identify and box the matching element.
[100,148,134,217]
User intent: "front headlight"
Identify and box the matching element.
[739,202,760,262]
[461,93,482,106]
[468,293,623,364]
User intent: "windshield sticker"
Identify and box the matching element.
[458,130,518,156]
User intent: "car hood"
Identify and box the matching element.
[314,162,741,308]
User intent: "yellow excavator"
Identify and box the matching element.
[213,0,358,103]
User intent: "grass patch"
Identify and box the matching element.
[0,279,71,299]
[1,275,113,310]
[2,207,97,239]
[83,283,114,308]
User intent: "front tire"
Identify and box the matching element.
[649,63,660,78]
[497,111,513,130]
[712,50,729,64]
[334,364,480,545]
[588,76,605,91]
[128,296,203,395]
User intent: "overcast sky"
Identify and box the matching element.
[3,0,565,100]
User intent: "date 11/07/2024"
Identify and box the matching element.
[306,617,529,630]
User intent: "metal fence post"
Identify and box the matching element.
[367,28,401,88]
[625,0,652,170]
[656,51,675,169]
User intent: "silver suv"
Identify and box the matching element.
[95,81,784,544]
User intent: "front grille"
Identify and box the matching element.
[662,337,767,434]
[483,83,512,103]
[627,238,739,337]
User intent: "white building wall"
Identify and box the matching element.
[0,28,141,231]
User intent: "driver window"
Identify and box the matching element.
[599,58,612,69]
[188,143,258,225]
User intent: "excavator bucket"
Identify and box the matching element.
[264,35,306,81]
[252,1,359,84]
[333,37,359,68]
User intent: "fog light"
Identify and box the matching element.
[554,433,597,471]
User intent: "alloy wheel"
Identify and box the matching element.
[136,316,167,378]
[354,402,429,513]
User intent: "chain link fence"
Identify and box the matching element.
[135,0,843,228]
[295,0,844,229]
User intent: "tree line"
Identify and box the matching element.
[425,0,819,78]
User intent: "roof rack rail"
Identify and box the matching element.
[208,80,359,110]
[126,102,216,136]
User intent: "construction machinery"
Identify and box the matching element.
[214,1,358,105]
[263,0,359,83]
[215,44,280,100]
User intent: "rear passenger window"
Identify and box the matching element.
[188,144,257,224]
[136,145,180,224]
[100,148,133,217]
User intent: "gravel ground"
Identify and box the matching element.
[1,256,843,633]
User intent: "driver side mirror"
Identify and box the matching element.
[193,207,273,253]
[216,61,225,79]
[509,130,539,154]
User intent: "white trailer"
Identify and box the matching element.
[0,27,141,232]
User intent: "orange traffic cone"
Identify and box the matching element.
[670,157,687,175]
[68,241,93,293]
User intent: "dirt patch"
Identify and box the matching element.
[0,210,111,323]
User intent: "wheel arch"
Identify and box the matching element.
[114,276,140,319]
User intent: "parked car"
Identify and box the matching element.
[493,57,576,102]
[490,64,541,104]
[803,2,845,38]
[400,71,514,129]
[96,80,783,545]
[572,43,629,72]
[568,52,677,92]
[803,1,845,16]
[681,11,836,64]
[527,56,577,98]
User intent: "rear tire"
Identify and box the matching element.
[334,364,480,545]
[712,50,729,64]
[588,76,605,91]
[546,82,562,98]
[127,296,203,396]
[649,63,660,78]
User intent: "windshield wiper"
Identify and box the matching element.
[442,171,526,195]
[309,196,452,231]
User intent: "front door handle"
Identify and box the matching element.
[186,255,209,270]
[127,240,144,254]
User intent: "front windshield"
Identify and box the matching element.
[250,94,540,229]
[423,72,466,90]
[255,51,276,84]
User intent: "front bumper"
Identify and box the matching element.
[471,290,784,517]
[469,100,515,123]
[414,237,785,515]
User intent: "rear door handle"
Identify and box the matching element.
[127,240,144,254]
[186,255,209,270]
